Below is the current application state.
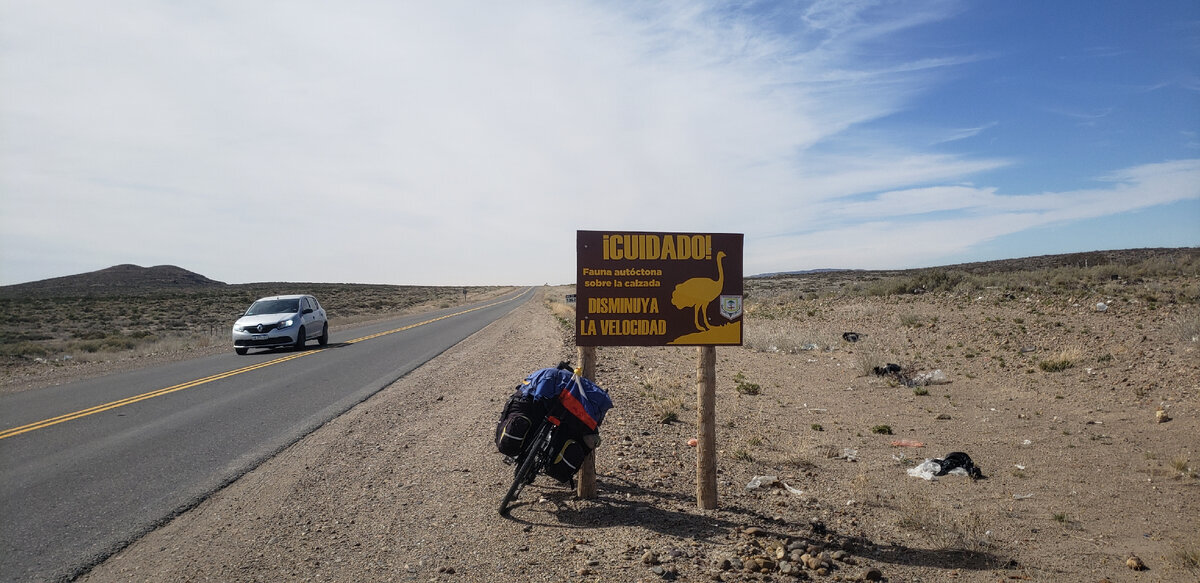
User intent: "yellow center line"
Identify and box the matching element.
[0,291,527,441]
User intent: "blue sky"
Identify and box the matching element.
[2,0,1197,285]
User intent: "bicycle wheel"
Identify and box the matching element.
[499,424,549,516]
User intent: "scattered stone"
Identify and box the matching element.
[742,526,765,537]
[1155,407,1170,423]
[863,567,884,581]
[1126,555,1146,570]
[649,565,678,580]
[642,550,660,565]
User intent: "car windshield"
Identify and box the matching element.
[245,299,300,316]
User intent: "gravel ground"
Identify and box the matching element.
[72,284,1200,582]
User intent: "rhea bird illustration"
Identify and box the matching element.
[671,251,727,332]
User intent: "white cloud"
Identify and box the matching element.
[1,1,1196,285]
[749,159,1200,273]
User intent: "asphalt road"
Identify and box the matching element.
[0,288,531,582]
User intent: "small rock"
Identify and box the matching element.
[642,550,660,565]
[648,565,679,580]
[863,567,884,581]
[1156,408,1170,423]
[1126,555,1146,570]
[742,526,765,537]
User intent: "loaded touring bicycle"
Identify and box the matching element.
[495,363,613,516]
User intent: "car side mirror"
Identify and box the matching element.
[303,308,314,314]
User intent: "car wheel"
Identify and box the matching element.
[235,346,248,355]
[294,326,306,350]
[318,322,329,346]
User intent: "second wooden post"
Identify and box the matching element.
[696,345,718,509]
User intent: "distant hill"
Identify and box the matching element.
[751,247,1199,279]
[0,264,226,298]
[752,268,855,278]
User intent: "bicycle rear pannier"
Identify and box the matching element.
[495,391,539,457]
[543,429,592,483]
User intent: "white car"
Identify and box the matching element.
[232,294,328,355]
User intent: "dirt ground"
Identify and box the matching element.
[65,284,1200,582]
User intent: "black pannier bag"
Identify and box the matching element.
[495,391,540,457]
[543,428,592,483]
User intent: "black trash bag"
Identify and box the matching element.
[933,452,984,479]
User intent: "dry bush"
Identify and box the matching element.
[545,298,575,330]
[895,495,991,552]
[743,317,819,353]
[1039,347,1083,372]
[853,341,892,377]
[1174,543,1200,572]
[640,371,687,424]
[1168,315,1200,343]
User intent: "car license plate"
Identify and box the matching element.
[251,334,267,341]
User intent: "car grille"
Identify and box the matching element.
[246,323,278,333]
[236,336,292,347]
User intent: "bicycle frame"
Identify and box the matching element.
[498,414,562,515]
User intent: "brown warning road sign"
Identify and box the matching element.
[576,230,743,347]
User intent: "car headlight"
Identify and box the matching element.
[233,324,244,332]
[278,318,294,329]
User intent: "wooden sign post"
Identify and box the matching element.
[576,345,598,498]
[696,346,718,509]
[575,230,743,509]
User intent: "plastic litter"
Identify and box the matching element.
[907,452,985,480]
[910,370,949,386]
[841,448,859,462]
[1095,302,1108,312]
[745,475,805,496]
[842,332,862,342]
[746,475,779,490]
[872,363,902,376]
